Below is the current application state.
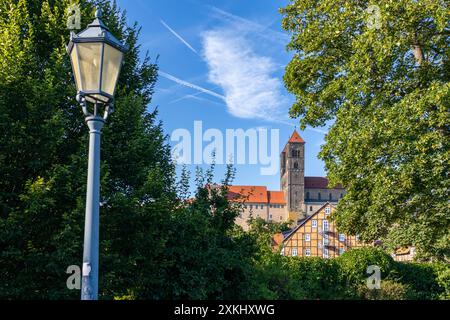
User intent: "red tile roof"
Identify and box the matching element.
[227,186,268,203]
[288,130,305,143]
[304,177,344,189]
[268,191,286,204]
[227,186,287,204]
[282,130,305,153]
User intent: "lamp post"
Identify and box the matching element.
[67,8,128,300]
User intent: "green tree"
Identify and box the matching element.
[281,0,449,260]
[123,163,259,300]
[0,0,176,299]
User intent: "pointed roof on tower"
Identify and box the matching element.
[288,130,305,143]
[282,130,305,153]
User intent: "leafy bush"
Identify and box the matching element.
[357,280,409,300]
[336,247,395,298]
[435,264,450,300]
[285,257,347,299]
[337,247,395,281]
[390,262,443,299]
[250,243,446,300]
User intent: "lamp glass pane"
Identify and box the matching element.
[101,44,123,95]
[70,48,82,91]
[77,42,102,91]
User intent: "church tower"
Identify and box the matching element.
[280,130,305,222]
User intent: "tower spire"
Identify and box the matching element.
[288,130,305,143]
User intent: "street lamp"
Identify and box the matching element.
[67,8,128,300]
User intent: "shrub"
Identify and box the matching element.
[336,247,395,297]
[252,247,446,300]
[285,257,347,299]
[435,265,450,300]
[389,262,450,300]
[357,280,409,300]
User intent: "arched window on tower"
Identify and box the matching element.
[292,149,300,157]
[294,162,298,169]
[306,192,310,200]
[318,193,321,200]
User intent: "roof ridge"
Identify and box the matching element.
[283,202,333,242]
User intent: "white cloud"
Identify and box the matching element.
[202,30,289,121]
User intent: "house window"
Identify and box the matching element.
[318,193,321,200]
[323,220,329,231]
[292,248,298,257]
[318,241,322,248]
[323,249,329,258]
[339,234,345,242]
[310,206,313,212]
[323,234,329,245]
[261,205,264,209]
[306,192,310,200]
[325,206,330,215]
[270,204,273,208]
[305,249,311,257]
[269,214,273,220]
[339,248,345,255]
[312,220,317,228]
[305,233,311,241]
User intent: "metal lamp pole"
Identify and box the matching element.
[67,9,128,300]
[81,111,105,300]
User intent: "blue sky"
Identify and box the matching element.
[116,0,329,191]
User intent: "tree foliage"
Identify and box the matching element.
[0,0,176,299]
[281,0,449,260]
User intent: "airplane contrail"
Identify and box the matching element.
[158,71,225,101]
[160,19,198,55]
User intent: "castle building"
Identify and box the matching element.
[227,130,415,260]
[228,131,345,231]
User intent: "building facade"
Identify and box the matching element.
[228,186,288,231]
[281,203,364,258]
